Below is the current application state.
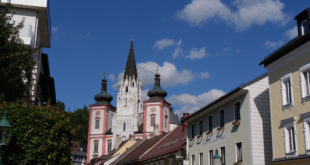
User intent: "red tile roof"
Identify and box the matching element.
[118,134,166,165]
[140,126,187,161]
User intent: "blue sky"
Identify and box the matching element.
[45,0,309,114]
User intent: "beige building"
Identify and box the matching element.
[260,8,310,165]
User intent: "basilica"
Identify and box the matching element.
[86,40,180,163]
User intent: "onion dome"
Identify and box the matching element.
[147,73,167,100]
[94,78,113,104]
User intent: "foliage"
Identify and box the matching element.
[0,4,34,102]
[69,106,89,146]
[0,103,72,165]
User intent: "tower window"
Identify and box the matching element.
[151,114,156,127]
[95,118,100,129]
[125,86,128,92]
[123,122,126,131]
[107,140,112,154]
[94,141,99,153]
[165,115,168,128]
[132,82,134,87]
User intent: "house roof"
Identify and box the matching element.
[117,134,166,165]
[259,28,310,67]
[182,73,267,123]
[140,126,186,161]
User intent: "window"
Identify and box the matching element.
[234,102,241,121]
[151,114,156,127]
[95,119,100,129]
[220,147,225,165]
[220,110,224,128]
[208,116,213,132]
[169,157,173,165]
[209,150,213,165]
[285,126,296,154]
[132,82,134,87]
[165,115,168,128]
[300,64,310,99]
[236,142,242,162]
[192,155,195,165]
[94,141,99,153]
[301,19,309,35]
[281,74,293,106]
[191,124,195,138]
[301,112,310,153]
[199,120,203,136]
[107,141,112,153]
[199,152,203,165]
[126,86,128,92]
[123,122,126,131]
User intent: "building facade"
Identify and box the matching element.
[260,8,310,165]
[183,74,272,165]
[1,0,56,105]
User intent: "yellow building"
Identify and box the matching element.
[260,8,310,165]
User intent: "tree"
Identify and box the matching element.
[0,4,34,102]
[0,103,72,164]
[69,106,89,146]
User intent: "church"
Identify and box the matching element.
[86,40,180,163]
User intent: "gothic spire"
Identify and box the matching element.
[124,39,138,80]
[94,76,113,104]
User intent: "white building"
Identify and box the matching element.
[87,40,180,164]
[1,0,55,105]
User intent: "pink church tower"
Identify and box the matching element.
[87,78,115,163]
[143,72,173,137]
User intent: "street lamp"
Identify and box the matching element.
[0,109,12,165]
[212,149,222,165]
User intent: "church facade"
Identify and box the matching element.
[86,41,179,163]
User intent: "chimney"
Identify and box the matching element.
[182,113,190,131]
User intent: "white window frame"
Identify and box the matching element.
[281,73,294,108]
[301,112,310,154]
[281,117,297,157]
[300,63,310,101]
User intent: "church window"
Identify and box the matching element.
[151,114,156,127]
[107,140,112,154]
[94,141,99,153]
[132,82,134,87]
[95,118,100,129]
[126,86,128,92]
[123,122,126,131]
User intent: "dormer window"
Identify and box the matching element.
[301,19,309,35]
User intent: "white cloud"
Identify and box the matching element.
[178,0,287,30]
[197,72,210,79]
[108,74,115,81]
[51,26,58,34]
[264,40,283,49]
[172,40,183,58]
[167,89,225,115]
[186,47,206,60]
[137,61,194,87]
[285,26,298,39]
[154,38,176,50]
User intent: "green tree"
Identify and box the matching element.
[0,103,72,165]
[0,4,34,102]
[69,106,89,146]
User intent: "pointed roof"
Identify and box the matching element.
[94,77,113,105]
[124,40,138,80]
[147,73,167,100]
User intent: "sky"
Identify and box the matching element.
[44,0,309,115]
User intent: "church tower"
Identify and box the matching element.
[87,78,115,163]
[143,72,172,136]
[113,40,143,141]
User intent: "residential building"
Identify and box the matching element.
[0,0,55,105]
[259,8,310,165]
[183,73,272,165]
